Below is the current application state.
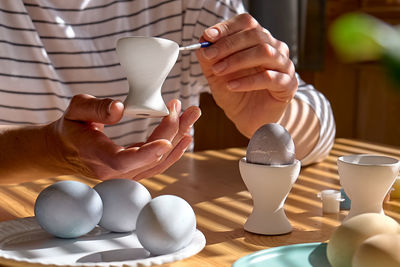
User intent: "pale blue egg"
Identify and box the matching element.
[136,195,196,255]
[34,180,103,239]
[94,179,151,232]
[246,123,295,165]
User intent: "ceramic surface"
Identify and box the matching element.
[0,217,205,267]
[337,154,400,221]
[116,37,179,118]
[94,179,151,233]
[34,181,103,239]
[239,158,301,235]
[233,242,329,267]
[136,195,196,255]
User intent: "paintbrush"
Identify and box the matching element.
[179,41,212,51]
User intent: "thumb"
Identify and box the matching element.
[64,94,124,124]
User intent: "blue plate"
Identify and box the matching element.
[232,242,330,267]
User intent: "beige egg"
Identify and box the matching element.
[327,213,399,267]
[353,234,400,267]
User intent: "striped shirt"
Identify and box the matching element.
[0,0,335,165]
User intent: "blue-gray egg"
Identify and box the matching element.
[246,123,295,165]
[94,179,151,232]
[34,180,103,239]
[136,195,196,255]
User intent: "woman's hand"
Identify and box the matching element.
[196,13,298,138]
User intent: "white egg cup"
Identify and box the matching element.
[239,157,301,235]
[116,37,179,118]
[338,154,400,221]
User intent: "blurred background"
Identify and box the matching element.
[194,0,400,151]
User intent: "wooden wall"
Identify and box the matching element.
[194,0,400,151]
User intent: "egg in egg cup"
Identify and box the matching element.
[239,158,301,235]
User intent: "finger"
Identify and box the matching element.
[146,99,181,142]
[126,142,145,148]
[210,43,293,75]
[227,70,298,101]
[113,139,172,172]
[203,13,259,42]
[65,94,124,124]
[137,105,200,172]
[121,106,200,179]
[200,27,269,62]
[73,127,171,176]
[171,106,201,147]
[132,135,193,180]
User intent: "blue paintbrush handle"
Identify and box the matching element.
[179,42,212,51]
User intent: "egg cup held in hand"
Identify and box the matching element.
[239,158,301,235]
[116,36,179,118]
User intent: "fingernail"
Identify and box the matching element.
[115,101,124,110]
[206,28,219,39]
[172,102,178,118]
[228,80,240,90]
[108,100,124,115]
[202,47,218,60]
[212,61,228,73]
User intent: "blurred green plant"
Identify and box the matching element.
[330,12,400,88]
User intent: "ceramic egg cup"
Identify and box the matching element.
[116,37,179,118]
[338,154,400,221]
[239,158,301,235]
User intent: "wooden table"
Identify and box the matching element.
[0,138,399,266]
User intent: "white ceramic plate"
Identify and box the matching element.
[0,217,206,267]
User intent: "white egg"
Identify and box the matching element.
[34,180,103,239]
[246,123,295,165]
[136,195,196,255]
[94,179,151,232]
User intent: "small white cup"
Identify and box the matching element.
[317,189,344,214]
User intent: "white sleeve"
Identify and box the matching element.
[294,74,336,166]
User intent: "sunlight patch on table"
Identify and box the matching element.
[196,214,233,231]
[152,174,177,184]
[203,150,239,161]
[287,194,321,208]
[213,196,252,214]
[298,174,340,188]
[225,148,246,157]
[302,168,339,180]
[196,202,246,225]
[140,178,166,191]
[183,153,209,160]
[236,191,252,199]
[284,203,308,214]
